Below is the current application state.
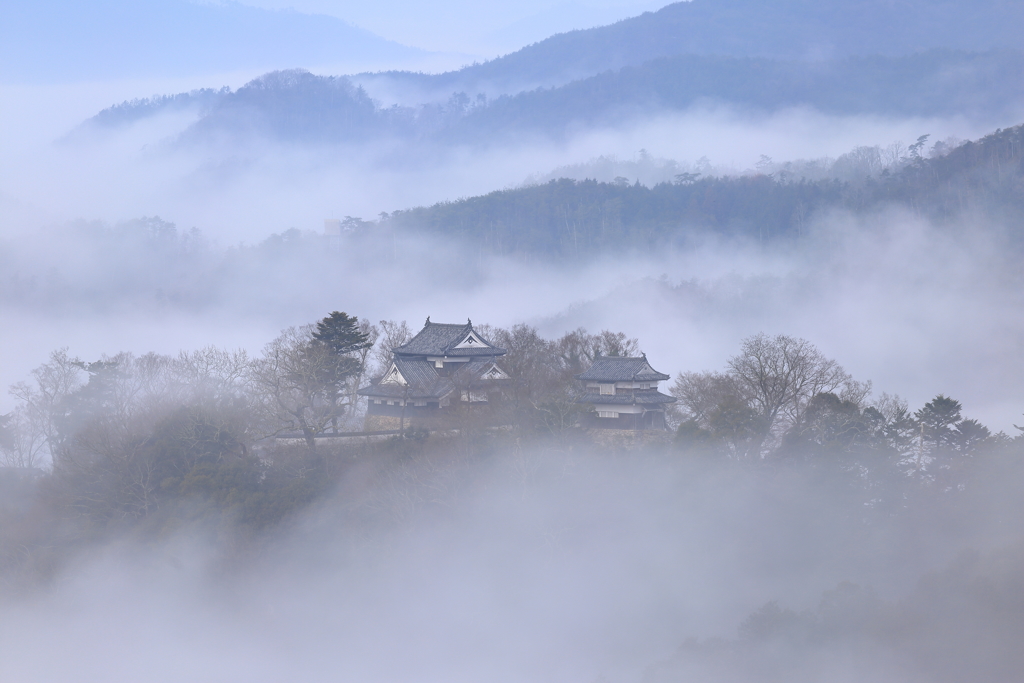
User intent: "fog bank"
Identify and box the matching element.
[1,76,1007,244]
[4,444,1021,683]
[2,202,1021,432]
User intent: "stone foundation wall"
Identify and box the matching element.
[363,414,440,432]
[587,428,673,449]
[363,414,404,432]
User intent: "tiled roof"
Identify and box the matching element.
[358,356,509,400]
[576,355,670,382]
[394,320,506,357]
[452,358,510,388]
[577,390,677,406]
[358,357,452,400]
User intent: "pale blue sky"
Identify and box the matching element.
[237,0,668,56]
[1,0,672,84]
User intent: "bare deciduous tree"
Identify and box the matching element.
[249,326,341,451]
[8,348,85,468]
[554,327,639,380]
[671,371,745,426]
[372,319,411,376]
[727,334,861,455]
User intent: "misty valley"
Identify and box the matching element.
[3,314,1024,683]
[3,1,1024,682]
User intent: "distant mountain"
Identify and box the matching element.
[0,0,423,83]
[81,51,1024,146]
[352,0,1024,103]
[456,51,1024,141]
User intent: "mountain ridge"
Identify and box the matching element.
[78,51,1024,146]
[377,122,1024,258]
[351,0,1024,104]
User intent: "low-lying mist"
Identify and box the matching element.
[3,180,1023,683]
[1,77,1007,244]
[3,431,1023,682]
[2,199,1022,431]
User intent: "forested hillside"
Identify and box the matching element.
[352,0,1024,97]
[457,51,1024,139]
[383,123,1024,258]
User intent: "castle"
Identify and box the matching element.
[359,318,675,431]
[359,318,509,430]
[574,355,676,430]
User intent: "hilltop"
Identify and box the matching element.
[381,123,1024,258]
[79,51,1024,146]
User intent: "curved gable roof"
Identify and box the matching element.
[576,355,670,382]
[395,319,506,357]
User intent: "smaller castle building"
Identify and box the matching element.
[576,355,676,430]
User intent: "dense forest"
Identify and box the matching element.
[383,123,1024,258]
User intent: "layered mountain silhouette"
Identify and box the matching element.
[81,51,1024,146]
[69,1,1024,146]
[352,0,1024,100]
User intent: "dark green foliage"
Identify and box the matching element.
[706,395,768,457]
[915,394,994,456]
[916,395,964,450]
[783,392,879,457]
[312,311,371,370]
[388,175,843,258]
[387,123,1024,259]
[674,419,716,456]
[310,311,371,401]
[49,407,325,536]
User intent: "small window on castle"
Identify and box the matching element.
[598,411,618,418]
[600,384,615,395]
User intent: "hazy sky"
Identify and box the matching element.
[237,0,667,56]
